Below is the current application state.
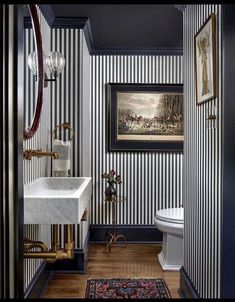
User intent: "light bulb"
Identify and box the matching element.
[28,52,37,76]
[28,51,47,78]
[46,51,65,78]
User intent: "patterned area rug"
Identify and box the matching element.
[85,278,171,299]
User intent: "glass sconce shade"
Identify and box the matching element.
[28,51,47,77]
[46,51,65,78]
[28,51,65,80]
[28,51,38,76]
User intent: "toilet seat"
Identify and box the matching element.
[155,208,183,224]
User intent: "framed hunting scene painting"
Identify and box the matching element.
[107,83,183,152]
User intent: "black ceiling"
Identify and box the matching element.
[51,5,183,51]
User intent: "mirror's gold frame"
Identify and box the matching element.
[24,4,44,140]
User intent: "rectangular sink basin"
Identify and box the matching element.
[24,177,92,224]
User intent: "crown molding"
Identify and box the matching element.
[51,17,94,54]
[51,17,88,28]
[38,5,55,26]
[83,19,94,54]
[174,5,186,12]
[24,5,55,28]
[90,47,183,55]
[24,16,32,29]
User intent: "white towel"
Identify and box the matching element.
[52,139,71,176]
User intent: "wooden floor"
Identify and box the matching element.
[43,243,180,299]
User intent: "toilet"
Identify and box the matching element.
[154,207,184,271]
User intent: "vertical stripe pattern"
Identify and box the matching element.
[1,5,24,298]
[23,8,52,292]
[1,4,223,299]
[183,5,221,298]
[91,55,183,225]
[50,28,81,251]
[50,28,80,177]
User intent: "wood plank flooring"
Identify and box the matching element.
[43,243,180,299]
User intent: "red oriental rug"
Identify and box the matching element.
[85,278,172,299]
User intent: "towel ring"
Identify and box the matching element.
[52,122,74,141]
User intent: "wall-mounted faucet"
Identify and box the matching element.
[23,149,59,160]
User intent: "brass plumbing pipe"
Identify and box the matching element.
[24,224,74,263]
[24,237,48,252]
[51,224,60,252]
[64,224,74,259]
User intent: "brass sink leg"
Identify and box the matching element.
[64,224,74,259]
[51,224,60,252]
[24,224,74,263]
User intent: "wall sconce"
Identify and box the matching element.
[28,51,65,85]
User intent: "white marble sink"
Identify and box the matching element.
[24,177,92,224]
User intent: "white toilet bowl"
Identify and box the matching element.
[154,207,184,271]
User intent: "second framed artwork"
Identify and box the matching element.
[194,13,216,104]
[107,83,183,152]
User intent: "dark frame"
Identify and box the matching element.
[194,13,216,105]
[107,83,183,152]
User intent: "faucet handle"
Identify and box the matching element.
[23,149,32,160]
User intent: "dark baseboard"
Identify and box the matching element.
[45,249,86,273]
[45,247,89,273]
[46,230,90,273]
[24,262,53,299]
[89,224,162,243]
[179,266,200,298]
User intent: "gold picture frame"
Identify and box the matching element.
[194,13,216,105]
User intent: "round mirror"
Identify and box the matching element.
[24,4,44,140]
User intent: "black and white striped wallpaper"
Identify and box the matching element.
[23,8,52,291]
[91,55,183,225]
[49,29,184,227]
[1,5,24,298]
[183,4,221,298]
[50,27,89,256]
[23,26,86,292]
[23,15,184,294]
[3,4,226,299]
[50,28,81,177]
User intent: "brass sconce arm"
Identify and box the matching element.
[23,149,59,160]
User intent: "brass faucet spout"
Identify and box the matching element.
[23,149,59,160]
